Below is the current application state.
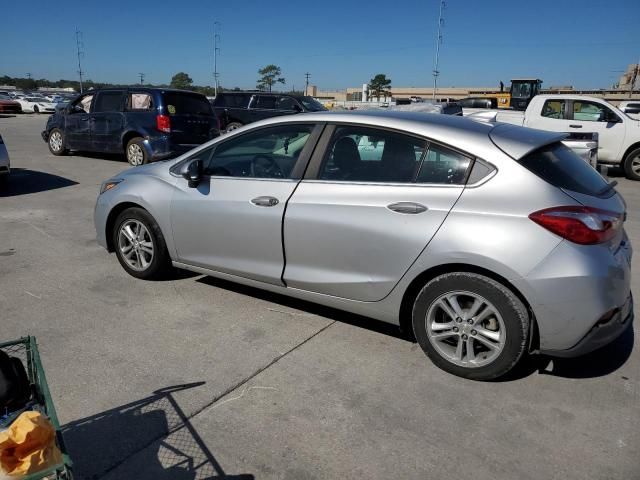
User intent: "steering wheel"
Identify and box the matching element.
[250,155,284,178]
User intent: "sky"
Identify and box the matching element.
[1,0,638,91]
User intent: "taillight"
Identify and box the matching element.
[156,114,171,133]
[529,206,623,245]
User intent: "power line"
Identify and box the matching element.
[75,29,85,93]
[213,21,221,96]
[304,72,311,95]
[138,72,145,85]
[432,0,446,100]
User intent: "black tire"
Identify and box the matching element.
[412,272,529,381]
[33,105,39,113]
[112,207,171,280]
[48,128,68,156]
[125,137,149,166]
[623,147,640,181]
[225,122,242,133]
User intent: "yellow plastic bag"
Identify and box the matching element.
[0,411,62,477]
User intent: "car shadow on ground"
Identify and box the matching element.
[606,166,625,178]
[61,383,254,480]
[196,276,634,381]
[196,276,408,341]
[0,168,78,197]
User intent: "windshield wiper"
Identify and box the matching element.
[596,180,618,196]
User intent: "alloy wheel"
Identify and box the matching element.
[127,144,144,166]
[118,220,154,271]
[425,290,506,368]
[49,132,63,152]
[631,154,640,176]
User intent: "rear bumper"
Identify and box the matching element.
[145,133,219,162]
[541,294,633,358]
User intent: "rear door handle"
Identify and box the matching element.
[387,202,428,214]
[251,196,279,207]
[569,124,583,128]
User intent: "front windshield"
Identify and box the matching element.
[27,97,42,102]
[511,83,532,98]
[300,96,327,112]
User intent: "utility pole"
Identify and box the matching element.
[75,29,85,93]
[213,21,221,96]
[304,72,311,96]
[26,73,32,79]
[629,58,639,99]
[138,72,145,85]
[432,0,446,100]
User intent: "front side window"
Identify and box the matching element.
[202,124,314,178]
[416,144,471,184]
[572,101,615,122]
[93,91,124,113]
[318,127,427,183]
[541,100,565,119]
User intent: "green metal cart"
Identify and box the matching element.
[0,336,73,480]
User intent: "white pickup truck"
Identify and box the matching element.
[466,94,640,180]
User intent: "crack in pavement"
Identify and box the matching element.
[94,318,337,479]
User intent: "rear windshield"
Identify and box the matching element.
[300,96,327,112]
[162,92,213,116]
[519,142,610,197]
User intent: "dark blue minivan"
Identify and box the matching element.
[42,88,220,165]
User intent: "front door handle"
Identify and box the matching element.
[569,124,583,128]
[251,196,279,207]
[387,202,428,214]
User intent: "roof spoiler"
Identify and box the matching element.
[489,123,567,160]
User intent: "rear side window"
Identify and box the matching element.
[93,91,124,113]
[519,142,609,197]
[541,100,565,119]
[163,92,212,116]
[128,93,153,111]
[417,144,471,184]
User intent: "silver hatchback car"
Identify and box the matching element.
[94,111,633,380]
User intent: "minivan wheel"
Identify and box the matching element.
[113,207,170,280]
[412,272,529,380]
[623,148,640,181]
[126,138,148,166]
[225,122,242,133]
[48,129,67,156]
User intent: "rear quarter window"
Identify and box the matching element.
[519,142,610,197]
[163,92,213,116]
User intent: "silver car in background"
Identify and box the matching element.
[0,133,10,186]
[94,111,632,380]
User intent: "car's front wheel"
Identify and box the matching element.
[48,129,68,156]
[225,122,242,133]
[113,207,171,279]
[412,272,529,380]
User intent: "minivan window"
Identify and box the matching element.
[276,96,298,111]
[163,92,212,116]
[319,126,427,183]
[519,142,610,197]
[93,91,124,113]
[128,93,153,111]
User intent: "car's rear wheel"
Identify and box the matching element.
[623,147,640,181]
[225,122,242,133]
[126,137,148,166]
[412,272,529,380]
[48,129,67,156]
[113,207,171,280]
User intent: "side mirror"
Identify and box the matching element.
[71,105,85,114]
[182,159,203,188]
